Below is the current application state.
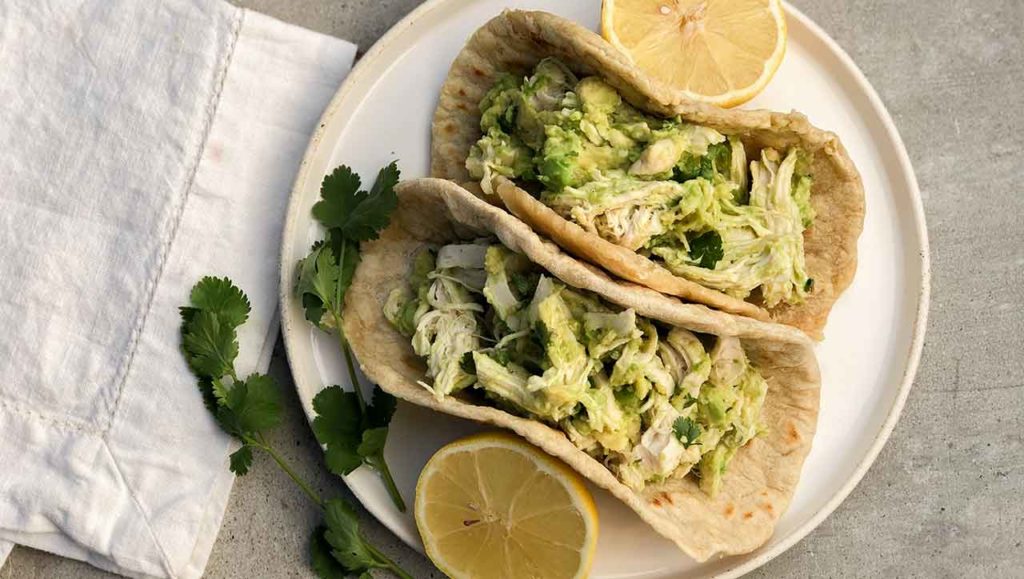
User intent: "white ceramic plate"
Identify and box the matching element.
[279,2,929,577]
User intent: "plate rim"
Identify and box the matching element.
[278,2,931,577]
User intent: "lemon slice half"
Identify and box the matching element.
[602,0,788,107]
[415,432,599,579]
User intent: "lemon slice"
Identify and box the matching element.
[602,0,788,107]
[415,432,598,579]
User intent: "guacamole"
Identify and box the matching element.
[466,58,816,308]
[385,240,768,495]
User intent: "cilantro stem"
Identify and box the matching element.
[366,542,414,579]
[369,455,406,513]
[329,315,406,512]
[253,435,324,508]
[331,310,367,415]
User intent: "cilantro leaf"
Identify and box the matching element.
[296,242,325,292]
[311,246,342,310]
[229,445,254,475]
[190,276,251,328]
[673,417,702,448]
[310,526,347,579]
[196,377,220,417]
[297,241,361,328]
[459,351,476,375]
[232,374,282,432]
[300,293,327,328]
[297,242,329,325]
[219,374,283,436]
[365,162,400,214]
[313,162,399,241]
[196,377,233,435]
[313,386,364,476]
[701,141,732,181]
[211,378,231,407]
[320,500,409,577]
[313,166,362,230]
[673,153,703,182]
[357,427,388,459]
[366,386,396,429]
[324,444,363,477]
[323,499,382,572]
[338,241,360,299]
[179,306,199,326]
[181,310,239,379]
[688,230,724,269]
[313,386,363,445]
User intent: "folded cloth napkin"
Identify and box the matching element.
[0,1,356,576]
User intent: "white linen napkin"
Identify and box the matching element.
[0,1,356,576]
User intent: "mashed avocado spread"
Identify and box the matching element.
[385,240,767,495]
[466,58,816,307]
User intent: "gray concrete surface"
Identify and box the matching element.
[4,0,1023,577]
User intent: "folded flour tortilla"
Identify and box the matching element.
[343,178,820,561]
[431,10,865,338]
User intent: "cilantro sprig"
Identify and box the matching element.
[180,277,411,579]
[311,500,411,579]
[296,162,406,512]
[180,278,292,478]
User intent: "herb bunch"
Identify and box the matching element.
[180,276,411,578]
[295,162,406,512]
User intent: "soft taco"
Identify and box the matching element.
[431,10,865,338]
[343,177,820,561]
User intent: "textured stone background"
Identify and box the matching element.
[5,0,1022,577]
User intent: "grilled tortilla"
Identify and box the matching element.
[343,178,820,561]
[431,10,864,338]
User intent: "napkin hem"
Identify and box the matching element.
[101,438,176,574]
[98,10,244,575]
[99,8,245,435]
[0,410,175,578]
